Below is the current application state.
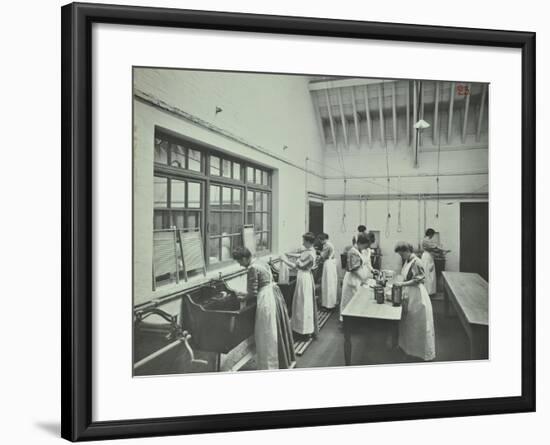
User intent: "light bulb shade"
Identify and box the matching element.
[414,119,431,129]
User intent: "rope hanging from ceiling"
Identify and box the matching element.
[341,179,347,233]
[383,80,392,239]
[397,176,403,233]
[435,81,443,219]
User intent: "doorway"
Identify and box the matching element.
[460,202,489,281]
[308,201,324,237]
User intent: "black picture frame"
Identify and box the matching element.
[61,2,536,441]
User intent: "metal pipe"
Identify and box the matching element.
[325,192,488,201]
[324,171,488,180]
[134,338,183,370]
[134,268,249,311]
[133,333,208,370]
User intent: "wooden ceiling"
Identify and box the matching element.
[309,79,489,153]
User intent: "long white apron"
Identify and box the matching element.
[291,270,315,335]
[339,249,369,321]
[398,259,436,361]
[421,251,437,295]
[321,257,338,309]
[255,283,279,369]
[278,260,290,285]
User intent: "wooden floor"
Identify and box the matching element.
[241,296,472,371]
[297,296,470,368]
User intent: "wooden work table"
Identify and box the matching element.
[442,271,489,360]
[341,285,402,365]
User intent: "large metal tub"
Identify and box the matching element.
[181,280,256,354]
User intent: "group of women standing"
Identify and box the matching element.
[232,231,325,370]
[339,226,438,362]
[232,226,443,370]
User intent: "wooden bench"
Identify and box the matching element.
[442,272,488,360]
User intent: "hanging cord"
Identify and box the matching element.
[341,179,348,232]
[397,177,403,232]
[363,194,368,228]
[435,87,443,219]
[307,157,408,196]
[385,178,391,238]
[383,81,391,238]
[330,104,349,234]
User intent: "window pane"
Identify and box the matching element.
[221,235,231,261]
[262,171,269,186]
[188,182,201,208]
[172,211,185,229]
[210,185,220,209]
[171,180,186,208]
[209,213,221,235]
[222,159,231,178]
[222,187,231,209]
[254,213,262,231]
[221,213,232,234]
[262,213,268,232]
[232,234,242,250]
[154,138,169,164]
[255,169,262,184]
[186,212,200,229]
[232,213,243,234]
[210,156,221,175]
[233,162,241,180]
[209,238,220,264]
[247,166,254,183]
[258,232,269,252]
[153,210,166,229]
[172,144,186,168]
[247,191,254,212]
[255,192,262,211]
[153,177,168,207]
[262,193,268,212]
[255,232,261,251]
[233,188,242,209]
[188,148,201,172]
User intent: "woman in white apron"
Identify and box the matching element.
[340,233,372,321]
[281,232,319,337]
[393,242,436,361]
[233,247,295,370]
[319,233,338,310]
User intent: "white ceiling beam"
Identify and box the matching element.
[324,89,337,146]
[312,91,326,146]
[448,81,455,144]
[476,84,488,142]
[363,85,373,147]
[337,88,349,149]
[350,87,361,148]
[309,78,399,91]
[461,83,471,144]
[378,84,385,145]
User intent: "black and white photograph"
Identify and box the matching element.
[133,68,489,376]
[0,0,543,442]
